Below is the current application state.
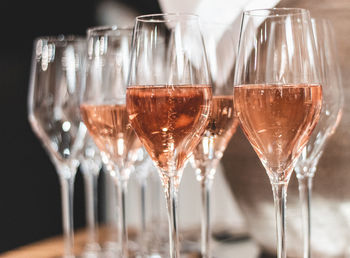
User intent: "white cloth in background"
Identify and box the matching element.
[158,0,281,24]
[158,0,281,79]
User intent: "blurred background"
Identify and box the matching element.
[2,0,350,256]
[0,0,162,253]
[0,0,245,254]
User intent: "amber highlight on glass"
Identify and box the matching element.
[192,96,239,166]
[235,84,322,178]
[233,8,323,258]
[190,22,239,258]
[28,35,87,258]
[294,18,344,258]
[127,14,212,258]
[80,104,140,165]
[81,26,135,257]
[127,85,212,172]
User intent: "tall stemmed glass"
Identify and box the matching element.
[233,8,323,258]
[131,147,152,256]
[28,36,87,258]
[79,134,102,256]
[190,22,239,258]
[80,26,138,257]
[139,154,169,256]
[294,18,344,258]
[126,14,212,258]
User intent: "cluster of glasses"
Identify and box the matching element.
[27,7,343,258]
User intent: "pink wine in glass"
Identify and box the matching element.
[80,104,140,166]
[192,95,239,176]
[126,85,212,175]
[234,84,322,182]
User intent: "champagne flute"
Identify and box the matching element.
[233,8,323,258]
[28,35,87,258]
[190,22,239,258]
[126,13,212,258]
[79,134,102,256]
[80,25,138,258]
[294,18,344,258]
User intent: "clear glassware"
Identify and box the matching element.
[131,147,151,256]
[126,13,212,258]
[189,22,240,258]
[142,156,169,257]
[233,8,323,258]
[131,148,170,257]
[79,134,103,256]
[294,18,344,258]
[80,25,138,258]
[100,162,120,255]
[27,35,87,258]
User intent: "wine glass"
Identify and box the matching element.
[233,8,323,258]
[131,147,152,256]
[294,18,344,258]
[126,13,212,258]
[189,22,239,258]
[80,25,138,257]
[79,134,102,256]
[28,35,87,258]
[130,148,169,257]
[142,155,169,256]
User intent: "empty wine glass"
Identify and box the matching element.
[233,8,323,258]
[189,21,240,258]
[294,18,344,258]
[126,13,212,258]
[80,25,138,258]
[28,35,87,258]
[79,134,102,256]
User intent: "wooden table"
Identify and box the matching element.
[0,226,122,258]
[0,226,269,258]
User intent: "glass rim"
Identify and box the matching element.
[87,25,134,36]
[243,8,309,18]
[136,13,199,23]
[33,34,86,44]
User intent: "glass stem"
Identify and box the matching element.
[116,178,129,257]
[59,172,76,258]
[200,176,213,258]
[165,176,180,258]
[139,176,147,256]
[271,182,288,258]
[150,170,163,251]
[298,175,313,258]
[82,170,99,249]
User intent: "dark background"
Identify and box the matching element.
[0,0,160,253]
[5,0,349,256]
